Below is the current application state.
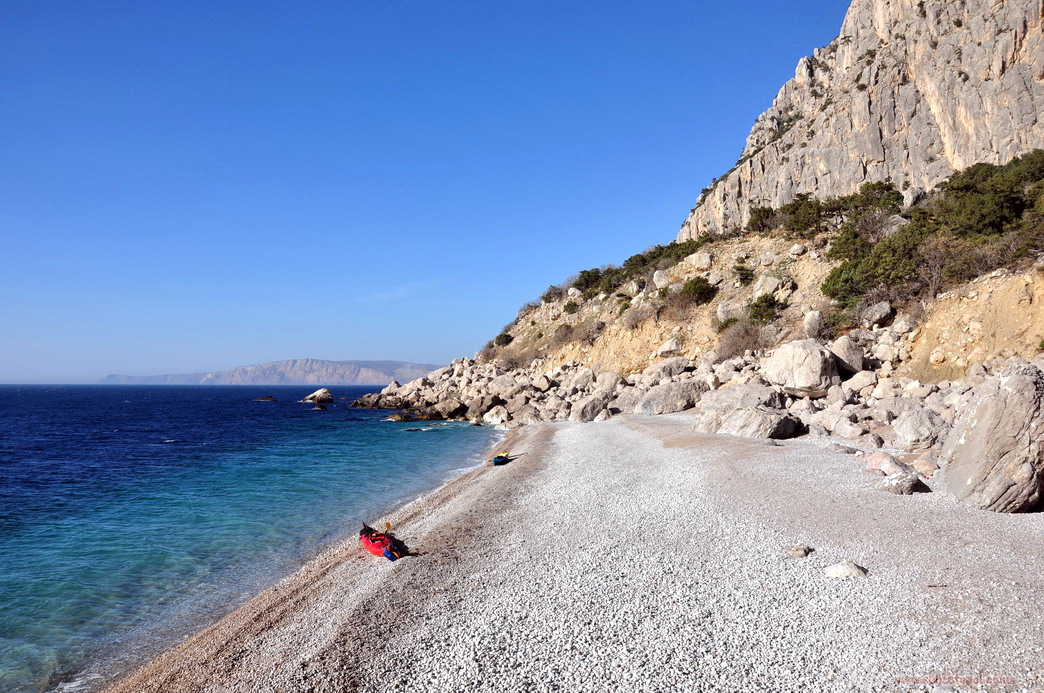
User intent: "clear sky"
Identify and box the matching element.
[1,1,849,383]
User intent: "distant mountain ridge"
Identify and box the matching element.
[102,359,442,386]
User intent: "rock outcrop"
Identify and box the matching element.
[941,364,1044,512]
[302,388,334,404]
[678,0,1044,239]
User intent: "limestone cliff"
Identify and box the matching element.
[102,359,443,386]
[679,0,1044,239]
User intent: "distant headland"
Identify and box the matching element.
[101,358,441,386]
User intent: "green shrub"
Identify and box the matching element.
[562,238,709,299]
[493,333,513,347]
[817,150,1044,306]
[748,295,784,324]
[657,287,670,299]
[618,301,631,314]
[541,285,565,303]
[679,277,718,305]
[563,301,579,314]
[734,263,755,285]
[714,317,738,332]
[746,206,778,234]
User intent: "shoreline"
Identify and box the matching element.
[91,423,518,693]
[101,414,1044,691]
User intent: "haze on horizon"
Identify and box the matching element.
[1,0,848,384]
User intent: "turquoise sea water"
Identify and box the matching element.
[0,385,497,692]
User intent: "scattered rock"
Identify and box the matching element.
[829,336,865,374]
[762,340,841,398]
[824,561,868,578]
[861,301,893,328]
[803,310,824,338]
[877,469,926,495]
[657,338,682,357]
[784,545,813,558]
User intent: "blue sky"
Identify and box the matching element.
[1,1,849,383]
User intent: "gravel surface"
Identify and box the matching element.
[105,415,1044,692]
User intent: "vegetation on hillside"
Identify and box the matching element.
[543,238,709,302]
[819,150,1044,308]
[481,150,1044,366]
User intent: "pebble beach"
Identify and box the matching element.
[104,413,1044,692]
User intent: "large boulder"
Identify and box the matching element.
[642,357,691,381]
[893,409,947,451]
[433,397,467,419]
[942,365,1044,512]
[686,251,714,270]
[569,392,612,423]
[482,405,510,426]
[861,301,893,327]
[829,336,865,374]
[594,372,625,392]
[487,374,519,398]
[302,388,334,404]
[697,384,785,412]
[696,407,802,439]
[761,340,841,398]
[634,381,707,416]
[609,388,646,414]
[465,395,504,420]
[803,310,824,338]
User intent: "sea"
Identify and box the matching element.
[0,385,498,693]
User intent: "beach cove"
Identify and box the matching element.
[105,413,1044,692]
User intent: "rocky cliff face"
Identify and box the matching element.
[679,0,1044,239]
[102,359,443,385]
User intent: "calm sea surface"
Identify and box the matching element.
[0,385,497,692]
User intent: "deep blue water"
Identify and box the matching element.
[0,385,497,692]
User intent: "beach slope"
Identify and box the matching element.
[106,414,1044,691]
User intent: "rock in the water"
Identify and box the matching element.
[942,365,1044,512]
[311,404,327,411]
[302,388,334,404]
[784,545,813,558]
[761,340,841,398]
[255,395,276,402]
[824,561,868,578]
